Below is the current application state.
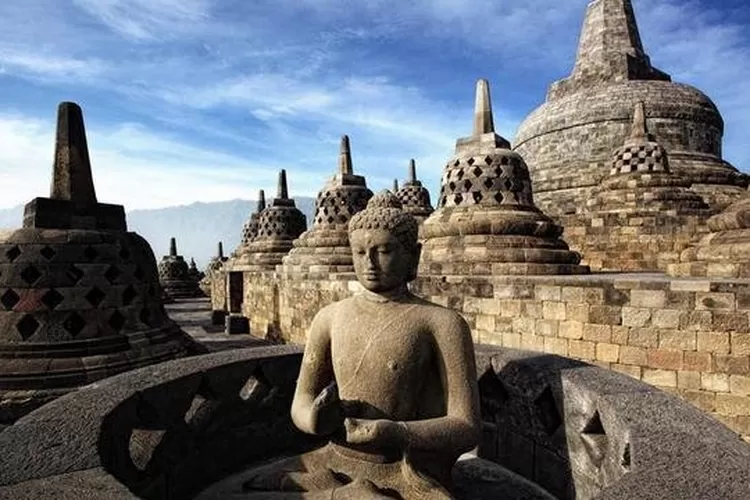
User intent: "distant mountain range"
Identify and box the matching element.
[0,198,317,269]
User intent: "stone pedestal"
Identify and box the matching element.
[225,314,250,335]
[158,237,204,299]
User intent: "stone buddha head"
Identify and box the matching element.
[348,190,421,292]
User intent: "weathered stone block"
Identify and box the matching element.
[622,307,651,327]
[697,331,731,354]
[620,346,648,365]
[696,292,735,310]
[646,350,683,371]
[678,371,702,391]
[628,328,659,348]
[559,321,584,340]
[630,289,666,308]
[582,323,612,343]
[588,305,622,325]
[730,375,750,396]
[542,301,566,321]
[701,373,730,393]
[643,369,677,388]
[568,339,595,360]
[658,329,696,351]
[651,309,682,329]
[595,342,620,363]
[715,394,750,416]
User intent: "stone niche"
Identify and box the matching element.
[0,345,747,499]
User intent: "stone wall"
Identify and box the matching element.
[232,270,750,441]
[412,273,750,441]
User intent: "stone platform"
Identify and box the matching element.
[0,346,746,499]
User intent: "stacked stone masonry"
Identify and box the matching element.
[219,269,750,442]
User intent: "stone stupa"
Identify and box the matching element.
[237,170,307,272]
[281,136,372,276]
[669,192,750,278]
[0,102,201,423]
[395,159,434,223]
[240,190,266,247]
[157,237,203,299]
[420,79,588,276]
[514,0,747,216]
[564,102,714,271]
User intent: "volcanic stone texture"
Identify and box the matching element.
[514,0,747,217]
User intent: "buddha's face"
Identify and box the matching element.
[350,229,419,293]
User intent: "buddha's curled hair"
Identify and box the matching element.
[348,190,419,251]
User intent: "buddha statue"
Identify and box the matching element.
[238,191,481,499]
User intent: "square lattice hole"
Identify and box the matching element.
[109,310,126,332]
[63,313,86,337]
[16,315,40,340]
[20,265,42,285]
[1,289,20,310]
[41,289,64,310]
[5,245,21,262]
[85,287,106,307]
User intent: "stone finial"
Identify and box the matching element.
[278,170,289,200]
[393,179,399,192]
[258,189,266,212]
[339,135,353,175]
[473,79,495,136]
[51,102,98,204]
[630,101,648,140]
[190,257,197,268]
[169,237,177,257]
[218,241,224,259]
[408,159,417,183]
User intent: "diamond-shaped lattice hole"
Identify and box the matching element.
[467,157,475,166]
[83,246,98,262]
[63,313,86,337]
[122,285,137,306]
[534,386,562,436]
[5,245,21,262]
[1,289,20,310]
[105,265,122,284]
[67,265,85,284]
[463,179,473,191]
[484,178,494,190]
[484,156,493,165]
[109,310,126,332]
[133,266,145,281]
[494,192,504,204]
[40,246,56,260]
[140,308,151,327]
[16,315,39,340]
[86,287,106,307]
[20,265,42,285]
[500,156,509,166]
[471,166,483,178]
[41,289,64,310]
[472,192,483,204]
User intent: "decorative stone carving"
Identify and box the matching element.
[562,103,714,271]
[231,191,481,498]
[241,190,266,246]
[281,136,372,276]
[0,102,200,423]
[158,238,204,299]
[514,0,748,216]
[420,79,589,276]
[395,159,434,223]
[236,170,307,272]
[668,191,750,278]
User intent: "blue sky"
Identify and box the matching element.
[0,0,749,210]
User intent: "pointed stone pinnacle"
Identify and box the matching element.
[257,189,266,212]
[408,159,417,183]
[278,169,289,199]
[339,135,353,175]
[218,241,224,259]
[630,102,648,139]
[51,102,98,204]
[472,79,495,136]
[169,237,177,257]
[393,179,399,192]
[190,258,197,268]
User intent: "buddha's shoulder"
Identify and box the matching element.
[409,296,469,325]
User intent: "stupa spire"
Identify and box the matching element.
[408,159,417,183]
[257,189,266,212]
[339,135,353,175]
[570,0,669,83]
[217,241,224,259]
[630,101,647,139]
[278,170,289,200]
[393,179,399,192]
[472,79,495,136]
[51,102,97,204]
[169,237,177,257]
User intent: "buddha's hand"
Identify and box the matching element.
[344,418,406,448]
[311,382,343,435]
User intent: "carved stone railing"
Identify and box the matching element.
[0,345,747,499]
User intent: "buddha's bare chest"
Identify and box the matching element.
[329,313,432,405]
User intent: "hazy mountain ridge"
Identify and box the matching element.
[0,198,317,269]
